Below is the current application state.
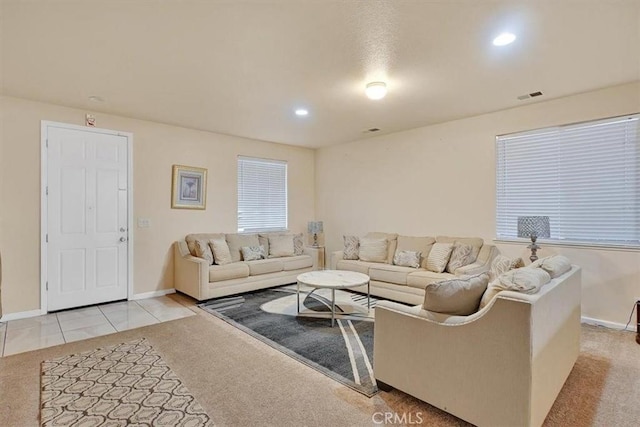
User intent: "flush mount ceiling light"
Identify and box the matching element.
[365,82,387,100]
[295,108,309,116]
[493,32,516,46]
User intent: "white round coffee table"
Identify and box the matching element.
[296,270,370,327]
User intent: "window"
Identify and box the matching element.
[237,156,288,232]
[496,114,640,247]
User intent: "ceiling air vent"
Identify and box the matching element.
[517,91,544,101]
[362,128,380,133]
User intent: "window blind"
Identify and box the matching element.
[237,156,288,233]
[496,114,640,247]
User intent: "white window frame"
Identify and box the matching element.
[495,114,640,250]
[237,156,288,233]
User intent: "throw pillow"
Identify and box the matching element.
[496,267,551,294]
[393,250,422,268]
[209,238,232,265]
[426,242,454,273]
[241,245,266,261]
[268,234,295,257]
[478,286,503,310]
[194,239,214,265]
[531,255,571,279]
[446,243,473,273]
[358,238,388,263]
[343,235,360,260]
[490,255,525,280]
[293,233,304,256]
[423,273,490,315]
[226,233,260,263]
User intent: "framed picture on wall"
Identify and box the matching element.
[171,165,207,209]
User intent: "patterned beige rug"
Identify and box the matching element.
[40,338,213,426]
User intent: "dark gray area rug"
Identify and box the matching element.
[198,286,378,396]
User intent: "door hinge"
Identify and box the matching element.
[46,139,48,148]
[46,186,48,196]
[46,282,49,291]
[46,234,48,243]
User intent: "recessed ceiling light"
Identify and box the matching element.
[88,95,105,103]
[493,32,516,46]
[295,108,309,116]
[365,82,387,100]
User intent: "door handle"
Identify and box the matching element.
[119,237,127,243]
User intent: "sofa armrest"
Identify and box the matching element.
[173,241,209,300]
[303,246,323,270]
[330,251,344,270]
[454,244,499,276]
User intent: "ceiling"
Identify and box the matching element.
[2,1,639,148]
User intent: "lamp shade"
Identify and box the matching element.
[517,216,550,239]
[307,221,323,234]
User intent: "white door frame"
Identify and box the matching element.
[40,121,134,314]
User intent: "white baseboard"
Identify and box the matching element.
[0,308,46,322]
[130,288,176,301]
[581,316,635,332]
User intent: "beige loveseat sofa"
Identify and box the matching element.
[174,233,319,301]
[374,265,581,427]
[330,233,499,305]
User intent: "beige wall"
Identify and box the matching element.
[0,96,315,315]
[316,82,640,326]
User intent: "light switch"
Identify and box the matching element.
[137,218,151,228]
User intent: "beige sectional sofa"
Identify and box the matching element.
[330,232,499,305]
[174,232,319,301]
[374,265,582,427]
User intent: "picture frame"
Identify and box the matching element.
[171,165,207,209]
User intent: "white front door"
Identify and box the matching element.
[46,124,130,311]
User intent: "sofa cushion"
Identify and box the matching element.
[209,238,233,265]
[336,259,380,275]
[343,235,360,260]
[422,273,490,315]
[282,255,313,271]
[241,245,266,261]
[436,236,484,263]
[396,236,436,268]
[406,270,455,289]
[226,233,260,262]
[446,243,473,273]
[359,237,388,263]
[426,242,454,273]
[365,232,398,264]
[259,233,304,257]
[194,239,214,265]
[531,255,571,279]
[246,258,284,276]
[208,263,250,283]
[489,254,524,279]
[268,234,295,257]
[496,267,551,294]
[186,233,225,256]
[369,264,418,285]
[393,250,421,268]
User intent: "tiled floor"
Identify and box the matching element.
[0,295,195,357]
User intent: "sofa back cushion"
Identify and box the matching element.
[259,233,304,257]
[226,233,260,262]
[185,233,225,256]
[395,236,435,269]
[358,238,388,263]
[436,236,484,263]
[423,273,490,315]
[365,232,398,264]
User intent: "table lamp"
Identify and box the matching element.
[517,216,550,262]
[307,221,323,247]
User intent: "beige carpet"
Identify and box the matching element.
[1,293,639,427]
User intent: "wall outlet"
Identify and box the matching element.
[137,218,151,228]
